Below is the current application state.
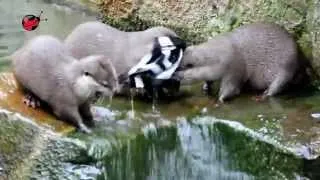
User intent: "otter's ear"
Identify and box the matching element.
[88,55,105,66]
[92,55,118,81]
[181,46,194,64]
[183,46,193,56]
[89,55,109,69]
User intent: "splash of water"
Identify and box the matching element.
[108,94,113,108]
[130,88,135,119]
[152,87,160,115]
[62,163,102,179]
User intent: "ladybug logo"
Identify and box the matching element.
[22,11,47,31]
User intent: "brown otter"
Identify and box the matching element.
[177,22,311,102]
[64,21,180,96]
[11,35,118,133]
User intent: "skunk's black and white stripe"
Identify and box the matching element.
[128,36,186,89]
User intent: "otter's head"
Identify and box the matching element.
[75,55,119,101]
[175,46,204,84]
[178,46,202,71]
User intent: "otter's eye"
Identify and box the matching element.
[84,71,91,76]
[101,81,111,88]
[186,63,194,68]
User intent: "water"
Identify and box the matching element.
[152,87,159,113]
[102,117,306,180]
[130,88,136,119]
[0,0,98,67]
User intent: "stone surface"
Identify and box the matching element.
[98,0,320,76]
[308,0,320,77]
[0,109,101,179]
[0,73,75,134]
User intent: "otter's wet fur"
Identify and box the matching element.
[11,35,118,133]
[178,22,311,102]
[64,21,179,97]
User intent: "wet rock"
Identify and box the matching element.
[0,109,47,179]
[0,109,102,179]
[0,73,75,134]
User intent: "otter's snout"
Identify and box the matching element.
[112,81,120,94]
[100,80,119,94]
[95,91,103,98]
[96,84,112,98]
[177,63,194,71]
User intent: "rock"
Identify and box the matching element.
[97,0,320,77]
[307,0,320,77]
[0,73,75,134]
[0,109,101,179]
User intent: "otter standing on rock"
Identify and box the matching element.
[177,22,310,102]
[11,35,118,133]
[64,21,180,95]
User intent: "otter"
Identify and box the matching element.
[177,22,310,102]
[11,35,118,133]
[64,21,180,96]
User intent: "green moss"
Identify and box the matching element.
[0,122,21,153]
[101,14,206,45]
[215,122,302,178]
[98,0,315,69]
[0,117,39,179]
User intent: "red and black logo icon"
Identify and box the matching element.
[22,11,47,31]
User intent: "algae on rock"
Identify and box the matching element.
[98,0,319,76]
[0,109,101,179]
[307,0,320,76]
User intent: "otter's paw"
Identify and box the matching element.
[118,73,129,84]
[79,123,92,134]
[252,94,268,102]
[214,102,222,108]
[202,81,213,96]
[23,93,41,108]
[136,88,146,95]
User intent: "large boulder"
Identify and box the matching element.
[97,0,320,77]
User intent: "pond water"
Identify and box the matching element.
[1,0,320,180]
[100,118,305,180]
